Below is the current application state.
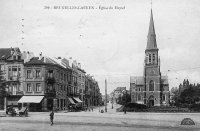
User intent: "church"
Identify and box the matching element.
[130,9,170,107]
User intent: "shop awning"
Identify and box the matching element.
[18,96,44,103]
[73,97,83,103]
[68,98,75,104]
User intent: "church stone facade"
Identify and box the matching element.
[130,10,170,107]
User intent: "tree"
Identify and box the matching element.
[170,87,180,107]
[117,91,131,105]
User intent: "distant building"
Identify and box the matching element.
[130,9,170,107]
[111,87,126,103]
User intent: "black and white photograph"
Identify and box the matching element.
[0,0,200,131]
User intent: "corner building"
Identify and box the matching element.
[130,9,170,107]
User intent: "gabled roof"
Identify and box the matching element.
[25,56,71,70]
[25,57,44,64]
[0,48,12,60]
[130,76,144,85]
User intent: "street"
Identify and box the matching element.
[0,103,200,131]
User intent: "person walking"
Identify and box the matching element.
[50,110,54,126]
[124,107,127,114]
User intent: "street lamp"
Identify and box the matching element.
[112,96,113,109]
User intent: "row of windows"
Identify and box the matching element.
[26,83,41,92]
[13,55,21,60]
[26,69,77,83]
[26,69,41,78]
[8,66,21,77]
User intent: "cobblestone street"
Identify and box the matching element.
[1,104,200,131]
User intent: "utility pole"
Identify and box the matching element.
[105,79,107,112]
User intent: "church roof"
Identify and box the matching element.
[130,76,144,85]
[130,76,168,85]
[161,76,169,85]
[146,9,157,50]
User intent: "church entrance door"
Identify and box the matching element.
[148,95,154,107]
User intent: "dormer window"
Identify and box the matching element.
[13,55,16,60]
[18,56,21,60]
[48,70,53,78]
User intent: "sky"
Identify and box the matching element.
[0,0,200,94]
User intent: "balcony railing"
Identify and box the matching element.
[8,76,19,81]
[45,89,56,97]
[46,77,56,84]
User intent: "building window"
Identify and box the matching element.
[149,54,151,63]
[138,95,142,101]
[12,66,17,77]
[36,70,41,78]
[64,86,66,91]
[153,54,155,63]
[27,83,32,92]
[0,65,5,71]
[64,74,66,81]
[8,66,12,77]
[163,94,166,101]
[61,72,63,81]
[36,83,41,92]
[27,70,32,78]
[13,55,16,60]
[149,80,154,91]
[12,83,17,95]
[48,70,53,78]
[18,66,21,77]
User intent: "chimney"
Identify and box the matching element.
[39,52,42,60]
[78,63,81,69]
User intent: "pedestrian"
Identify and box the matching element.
[124,107,126,114]
[50,110,54,126]
[91,106,93,112]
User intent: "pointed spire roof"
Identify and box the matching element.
[146,9,157,50]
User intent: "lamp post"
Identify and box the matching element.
[112,96,113,109]
[105,79,107,112]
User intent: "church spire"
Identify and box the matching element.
[146,9,157,50]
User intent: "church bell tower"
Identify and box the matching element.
[144,9,161,106]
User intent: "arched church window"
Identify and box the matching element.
[149,54,151,63]
[152,54,155,63]
[149,80,154,91]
